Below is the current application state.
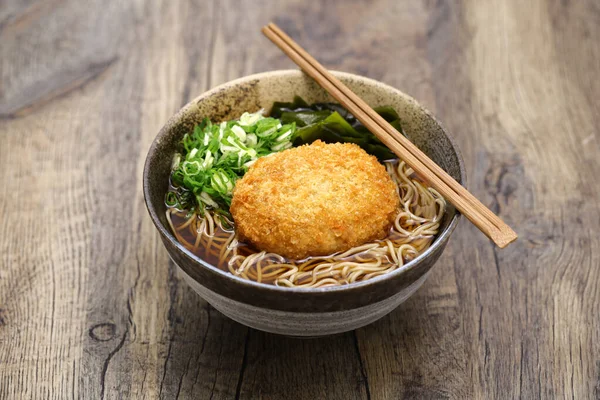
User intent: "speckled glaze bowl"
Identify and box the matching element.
[143,70,465,336]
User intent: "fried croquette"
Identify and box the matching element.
[230,140,400,259]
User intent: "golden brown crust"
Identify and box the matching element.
[230,141,400,259]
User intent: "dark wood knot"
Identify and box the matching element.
[89,323,117,342]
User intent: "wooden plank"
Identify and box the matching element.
[361,0,600,398]
[237,331,369,399]
[348,2,475,398]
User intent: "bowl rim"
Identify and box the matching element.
[143,69,466,294]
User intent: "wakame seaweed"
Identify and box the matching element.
[271,96,404,160]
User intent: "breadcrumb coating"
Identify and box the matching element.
[230,140,400,259]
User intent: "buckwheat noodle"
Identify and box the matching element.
[166,160,446,287]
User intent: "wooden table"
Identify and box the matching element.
[1,0,599,398]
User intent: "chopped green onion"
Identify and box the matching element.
[246,133,257,147]
[271,141,293,151]
[182,161,201,175]
[239,110,264,126]
[171,153,181,170]
[200,191,219,208]
[276,130,292,142]
[231,125,246,141]
[166,110,297,215]
[165,191,178,207]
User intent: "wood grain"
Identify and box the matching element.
[0,0,598,399]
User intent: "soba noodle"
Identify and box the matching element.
[166,160,446,287]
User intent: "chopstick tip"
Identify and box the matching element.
[493,229,518,248]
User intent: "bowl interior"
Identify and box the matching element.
[144,70,464,290]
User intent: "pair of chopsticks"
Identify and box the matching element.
[262,23,517,248]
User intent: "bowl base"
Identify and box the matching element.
[175,262,430,337]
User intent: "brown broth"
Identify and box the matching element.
[165,159,443,286]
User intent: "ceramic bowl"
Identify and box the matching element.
[143,70,465,336]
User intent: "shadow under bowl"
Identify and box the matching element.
[143,70,465,336]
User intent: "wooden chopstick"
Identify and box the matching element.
[265,24,506,231]
[262,23,517,248]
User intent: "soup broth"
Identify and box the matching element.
[166,160,445,287]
